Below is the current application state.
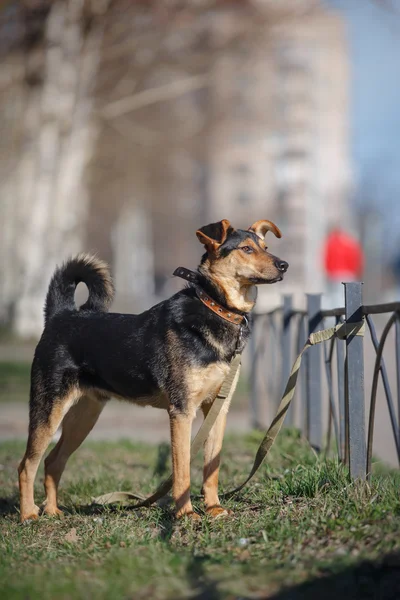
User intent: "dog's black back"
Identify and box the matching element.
[32,254,251,426]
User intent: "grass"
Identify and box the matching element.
[1,430,399,599]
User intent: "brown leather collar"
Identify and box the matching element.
[173,267,246,325]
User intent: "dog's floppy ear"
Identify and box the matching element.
[248,219,282,240]
[196,219,234,252]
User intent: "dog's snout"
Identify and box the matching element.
[275,259,289,273]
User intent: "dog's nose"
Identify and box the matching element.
[275,260,289,273]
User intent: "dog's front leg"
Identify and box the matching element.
[168,409,199,520]
[201,403,233,518]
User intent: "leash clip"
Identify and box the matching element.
[234,315,249,355]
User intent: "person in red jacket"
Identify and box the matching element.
[323,227,364,309]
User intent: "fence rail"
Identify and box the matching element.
[249,282,400,480]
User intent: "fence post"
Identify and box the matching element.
[249,314,262,429]
[281,295,293,426]
[344,282,366,480]
[395,317,400,454]
[306,294,323,451]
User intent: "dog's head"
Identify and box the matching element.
[196,219,288,286]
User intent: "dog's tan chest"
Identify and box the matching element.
[185,361,230,408]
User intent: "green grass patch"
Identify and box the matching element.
[1,430,399,599]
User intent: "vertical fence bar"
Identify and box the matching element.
[281,295,293,426]
[249,315,261,429]
[396,317,400,452]
[324,338,340,454]
[344,282,366,479]
[366,314,400,463]
[268,313,279,406]
[335,316,346,463]
[297,315,308,438]
[306,294,323,451]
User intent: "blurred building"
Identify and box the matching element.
[206,4,351,308]
[0,0,351,336]
[88,0,351,313]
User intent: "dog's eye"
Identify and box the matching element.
[241,246,253,254]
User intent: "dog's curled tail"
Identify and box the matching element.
[44,253,114,325]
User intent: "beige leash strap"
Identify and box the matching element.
[222,320,365,497]
[92,353,242,507]
[92,321,364,508]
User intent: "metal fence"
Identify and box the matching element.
[249,282,400,480]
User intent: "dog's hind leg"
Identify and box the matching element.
[201,402,232,518]
[18,388,79,523]
[43,394,105,516]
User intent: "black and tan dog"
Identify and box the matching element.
[18,219,288,522]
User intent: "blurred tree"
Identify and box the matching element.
[0,0,343,336]
[0,0,110,336]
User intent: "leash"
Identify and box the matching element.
[92,316,364,510]
[92,267,246,507]
[92,353,242,507]
[221,319,365,497]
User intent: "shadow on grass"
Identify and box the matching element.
[175,551,400,600]
[0,493,180,540]
[74,499,177,543]
[0,493,19,517]
[268,552,400,600]
[0,495,110,519]
[183,555,220,600]
[178,552,400,600]
[153,442,171,478]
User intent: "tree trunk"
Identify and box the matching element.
[5,0,106,338]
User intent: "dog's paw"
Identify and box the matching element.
[20,504,40,523]
[176,510,201,522]
[206,505,233,519]
[43,506,64,518]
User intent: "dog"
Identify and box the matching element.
[18,219,288,522]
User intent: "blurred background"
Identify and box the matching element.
[1,1,400,460]
[0,0,399,340]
